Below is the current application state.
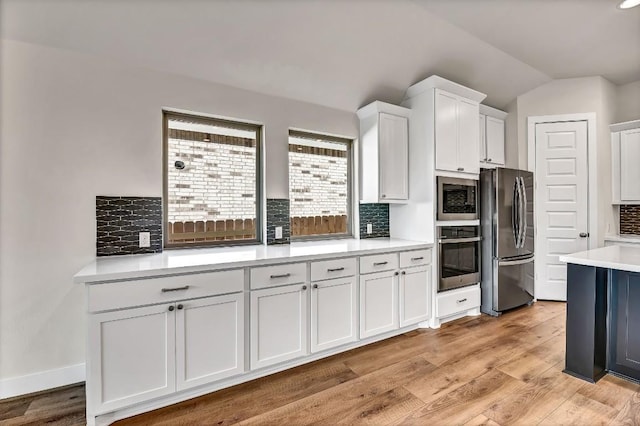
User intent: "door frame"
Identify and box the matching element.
[527,113,598,299]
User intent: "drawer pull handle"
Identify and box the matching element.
[177,304,184,310]
[270,273,291,279]
[457,298,467,303]
[373,261,388,266]
[327,267,345,272]
[168,306,175,312]
[162,285,190,293]
[411,257,424,261]
[302,285,307,291]
[313,284,318,289]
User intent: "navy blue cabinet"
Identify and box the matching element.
[610,270,640,381]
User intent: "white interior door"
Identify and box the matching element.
[535,120,589,301]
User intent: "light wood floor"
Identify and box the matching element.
[2,301,640,425]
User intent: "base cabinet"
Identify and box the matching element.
[251,284,309,369]
[176,294,244,391]
[89,304,177,415]
[359,270,399,338]
[311,276,357,353]
[400,265,431,327]
[610,270,640,381]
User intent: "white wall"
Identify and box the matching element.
[616,80,640,123]
[513,76,617,246]
[504,99,518,169]
[0,39,358,384]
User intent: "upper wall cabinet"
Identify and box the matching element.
[479,105,507,168]
[358,101,410,203]
[612,120,640,204]
[434,89,480,176]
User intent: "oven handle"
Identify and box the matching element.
[438,237,482,244]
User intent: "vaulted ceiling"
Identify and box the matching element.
[1,0,638,111]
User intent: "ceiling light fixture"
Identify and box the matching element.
[618,0,640,9]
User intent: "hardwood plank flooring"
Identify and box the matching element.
[2,301,640,425]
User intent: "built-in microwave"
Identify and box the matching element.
[437,177,479,221]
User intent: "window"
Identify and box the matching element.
[288,130,352,238]
[163,111,262,247]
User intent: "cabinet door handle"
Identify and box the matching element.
[487,158,492,162]
[168,305,175,312]
[302,285,307,290]
[177,304,184,310]
[411,257,424,261]
[161,285,189,293]
[381,194,386,198]
[457,298,467,303]
[401,271,406,275]
[457,167,464,171]
[313,284,318,289]
[373,261,388,266]
[270,273,291,279]
[579,232,589,238]
[394,271,399,276]
[327,267,345,272]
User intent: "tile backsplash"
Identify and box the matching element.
[266,198,291,245]
[620,205,640,235]
[96,196,162,256]
[359,203,390,238]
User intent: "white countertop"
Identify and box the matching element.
[560,245,640,273]
[75,238,432,283]
[604,234,640,244]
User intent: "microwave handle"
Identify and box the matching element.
[438,237,482,244]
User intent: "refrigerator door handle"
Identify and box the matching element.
[512,178,520,248]
[520,176,527,249]
[498,256,534,266]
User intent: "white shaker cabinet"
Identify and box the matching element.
[311,276,358,353]
[250,283,309,369]
[176,293,244,391]
[434,89,480,175]
[611,120,640,204]
[479,105,507,168]
[357,101,410,203]
[88,304,176,414]
[359,270,399,338]
[621,128,640,202]
[399,265,431,327]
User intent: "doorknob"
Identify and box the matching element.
[579,232,589,238]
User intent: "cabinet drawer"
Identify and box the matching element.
[250,262,307,289]
[360,253,399,274]
[437,286,480,318]
[310,257,357,282]
[399,249,432,268]
[88,269,244,313]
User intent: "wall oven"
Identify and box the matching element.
[437,177,479,221]
[438,226,481,292]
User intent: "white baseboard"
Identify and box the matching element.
[0,363,85,400]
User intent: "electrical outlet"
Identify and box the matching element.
[367,223,373,234]
[275,226,283,239]
[139,232,151,248]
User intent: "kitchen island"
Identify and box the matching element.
[560,245,640,384]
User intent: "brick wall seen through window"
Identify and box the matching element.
[289,131,351,237]
[164,112,261,247]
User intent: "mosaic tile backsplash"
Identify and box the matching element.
[620,205,640,235]
[96,196,162,256]
[266,198,291,245]
[359,203,390,238]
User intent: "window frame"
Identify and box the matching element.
[163,110,263,249]
[288,129,354,241]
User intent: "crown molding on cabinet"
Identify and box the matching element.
[404,75,487,103]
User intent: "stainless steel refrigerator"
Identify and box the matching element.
[480,168,535,316]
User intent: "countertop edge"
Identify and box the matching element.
[75,241,433,284]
